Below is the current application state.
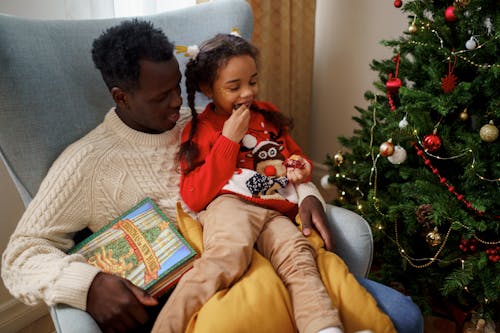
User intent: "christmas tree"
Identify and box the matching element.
[324,0,499,326]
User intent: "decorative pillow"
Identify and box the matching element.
[175,202,396,333]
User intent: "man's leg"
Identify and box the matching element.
[357,278,424,333]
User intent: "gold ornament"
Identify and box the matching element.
[408,23,417,34]
[479,120,499,142]
[459,108,469,121]
[333,151,344,166]
[454,0,470,8]
[426,227,442,247]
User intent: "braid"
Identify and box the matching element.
[178,60,201,174]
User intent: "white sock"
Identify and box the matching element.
[317,327,343,333]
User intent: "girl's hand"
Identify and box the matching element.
[222,105,250,143]
[286,155,311,183]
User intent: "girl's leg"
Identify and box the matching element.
[152,195,267,333]
[256,212,341,333]
[357,278,424,333]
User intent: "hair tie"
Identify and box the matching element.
[230,27,242,38]
[175,27,242,60]
[175,44,200,60]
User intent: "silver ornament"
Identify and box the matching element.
[399,116,409,128]
[387,145,407,164]
[465,36,478,50]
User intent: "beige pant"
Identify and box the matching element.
[152,195,341,333]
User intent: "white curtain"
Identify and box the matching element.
[63,0,197,19]
[113,0,197,17]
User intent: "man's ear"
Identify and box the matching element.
[199,83,213,98]
[111,87,128,109]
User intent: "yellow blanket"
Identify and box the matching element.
[175,203,396,333]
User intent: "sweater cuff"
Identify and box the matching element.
[296,182,327,211]
[51,262,101,310]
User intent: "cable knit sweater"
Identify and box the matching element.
[1,107,325,312]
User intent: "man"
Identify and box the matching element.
[1,19,338,333]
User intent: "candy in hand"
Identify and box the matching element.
[283,158,306,169]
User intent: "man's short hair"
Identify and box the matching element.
[92,19,175,91]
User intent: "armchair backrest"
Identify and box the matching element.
[0,0,253,206]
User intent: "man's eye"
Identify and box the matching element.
[250,81,257,86]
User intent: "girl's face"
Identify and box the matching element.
[207,55,258,116]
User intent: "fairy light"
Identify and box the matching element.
[431,29,444,48]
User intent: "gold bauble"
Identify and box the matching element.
[479,121,499,142]
[459,108,469,121]
[408,23,418,34]
[426,227,442,247]
[334,151,344,166]
[454,0,470,8]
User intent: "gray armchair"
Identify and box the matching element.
[0,0,373,332]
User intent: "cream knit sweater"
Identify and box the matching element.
[1,107,325,311]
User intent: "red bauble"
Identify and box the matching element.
[386,77,402,94]
[444,5,457,22]
[394,0,403,8]
[379,140,395,157]
[423,133,442,152]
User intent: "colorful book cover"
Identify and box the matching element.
[69,197,197,297]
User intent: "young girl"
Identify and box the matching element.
[153,33,343,333]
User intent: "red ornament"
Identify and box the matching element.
[394,0,403,8]
[386,54,402,111]
[386,75,402,94]
[379,140,395,157]
[441,54,458,94]
[444,5,457,22]
[441,73,458,93]
[423,132,442,152]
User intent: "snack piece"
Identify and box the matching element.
[283,158,306,169]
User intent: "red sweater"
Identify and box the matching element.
[180,101,311,216]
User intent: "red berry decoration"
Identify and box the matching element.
[394,0,403,8]
[423,132,442,152]
[444,5,457,22]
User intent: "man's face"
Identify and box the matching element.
[116,57,183,133]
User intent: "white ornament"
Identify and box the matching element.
[465,36,478,50]
[320,174,335,190]
[399,116,409,129]
[387,145,407,164]
[484,17,493,35]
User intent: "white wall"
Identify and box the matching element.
[310,0,407,163]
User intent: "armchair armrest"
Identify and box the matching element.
[325,204,373,278]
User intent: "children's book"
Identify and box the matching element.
[69,197,197,297]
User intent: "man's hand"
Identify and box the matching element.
[87,272,158,333]
[298,195,335,251]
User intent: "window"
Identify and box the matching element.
[113,0,197,17]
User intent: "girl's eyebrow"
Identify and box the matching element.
[224,72,258,85]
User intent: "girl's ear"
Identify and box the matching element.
[199,82,213,98]
[111,87,128,108]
